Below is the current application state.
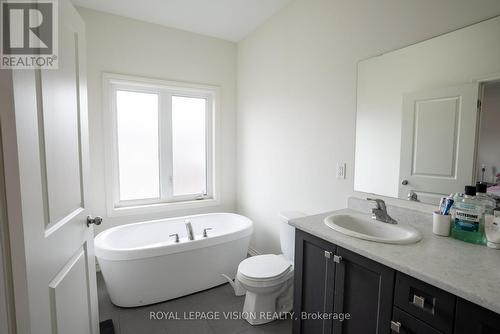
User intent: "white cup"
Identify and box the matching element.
[433,211,451,236]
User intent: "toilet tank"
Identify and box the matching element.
[279,211,305,263]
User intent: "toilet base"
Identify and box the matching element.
[242,281,293,325]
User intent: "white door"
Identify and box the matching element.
[399,83,479,204]
[5,0,99,333]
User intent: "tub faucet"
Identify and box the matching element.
[185,220,195,240]
[169,233,179,243]
[203,228,213,238]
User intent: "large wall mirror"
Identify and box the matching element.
[354,16,500,204]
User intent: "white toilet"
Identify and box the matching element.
[234,211,304,325]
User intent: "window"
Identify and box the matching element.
[171,96,207,196]
[116,90,160,201]
[103,73,218,214]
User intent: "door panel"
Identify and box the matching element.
[41,27,83,226]
[9,0,98,333]
[293,230,336,334]
[412,97,459,177]
[333,247,394,334]
[49,247,91,334]
[394,272,455,334]
[392,307,442,334]
[399,83,479,203]
[455,298,500,334]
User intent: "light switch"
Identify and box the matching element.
[336,162,346,179]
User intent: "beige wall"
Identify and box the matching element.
[237,0,500,254]
[78,2,500,251]
[77,8,238,232]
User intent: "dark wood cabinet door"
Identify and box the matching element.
[332,247,395,334]
[293,231,336,334]
[392,307,442,334]
[455,298,500,334]
[394,272,455,334]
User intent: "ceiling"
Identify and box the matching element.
[72,0,291,42]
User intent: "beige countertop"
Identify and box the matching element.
[290,207,500,314]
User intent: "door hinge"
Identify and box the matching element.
[477,99,482,111]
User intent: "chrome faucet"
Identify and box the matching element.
[367,198,397,224]
[408,190,419,202]
[169,233,179,243]
[185,220,195,240]
[202,228,213,238]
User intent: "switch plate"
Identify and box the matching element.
[336,162,346,179]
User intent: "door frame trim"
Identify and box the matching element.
[474,73,500,184]
[0,120,16,334]
[0,69,32,334]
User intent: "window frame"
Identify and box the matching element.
[102,73,220,216]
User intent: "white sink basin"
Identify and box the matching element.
[324,213,422,244]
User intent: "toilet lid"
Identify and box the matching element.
[238,254,292,281]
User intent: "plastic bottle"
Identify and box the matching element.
[485,211,500,249]
[450,192,463,220]
[451,186,486,245]
[476,182,496,215]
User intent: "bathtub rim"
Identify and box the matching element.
[94,212,253,261]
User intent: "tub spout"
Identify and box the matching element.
[221,274,246,296]
[185,220,195,240]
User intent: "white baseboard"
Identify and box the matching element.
[247,247,260,257]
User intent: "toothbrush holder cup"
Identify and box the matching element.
[433,211,451,237]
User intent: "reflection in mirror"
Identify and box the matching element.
[354,16,500,205]
[354,17,500,203]
[477,83,500,185]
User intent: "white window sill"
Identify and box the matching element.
[106,198,220,217]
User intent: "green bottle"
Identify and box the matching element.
[451,186,486,245]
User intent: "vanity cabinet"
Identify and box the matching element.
[332,247,395,334]
[293,230,394,334]
[391,307,442,334]
[393,272,456,334]
[293,230,336,334]
[293,230,500,334]
[454,298,500,334]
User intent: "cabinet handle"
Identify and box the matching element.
[324,251,332,259]
[333,255,342,263]
[412,295,425,309]
[390,321,401,333]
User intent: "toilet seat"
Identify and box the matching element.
[237,254,293,287]
[233,212,304,326]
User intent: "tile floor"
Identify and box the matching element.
[97,273,292,334]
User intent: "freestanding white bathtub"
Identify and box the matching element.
[94,213,253,307]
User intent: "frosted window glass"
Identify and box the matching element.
[116,90,159,201]
[172,96,207,196]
